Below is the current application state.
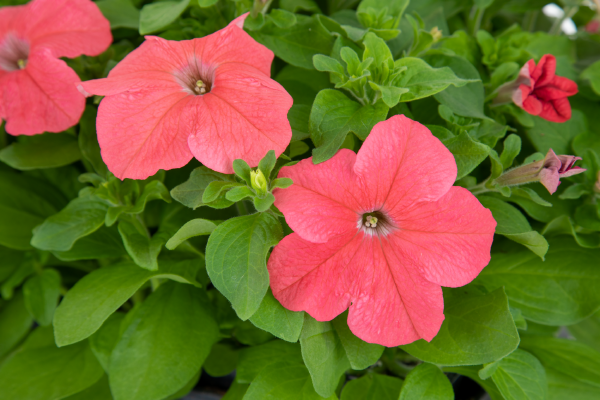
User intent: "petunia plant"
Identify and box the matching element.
[1,0,600,400]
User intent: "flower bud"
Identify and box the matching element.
[595,171,600,194]
[430,27,442,42]
[250,169,268,196]
[494,149,585,194]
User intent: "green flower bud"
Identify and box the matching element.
[250,169,268,196]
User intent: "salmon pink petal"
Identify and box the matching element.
[389,187,496,287]
[188,63,292,174]
[268,232,363,322]
[348,237,445,346]
[19,0,112,58]
[267,231,445,346]
[274,149,364,243]
[229,13,249,29]
[2,48,84,135]
[0,6,25,39]
[95,88,194,179]
[354,115,457,213]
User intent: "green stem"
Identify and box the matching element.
[523,11,539,32]
[549,6,578,35]
[236,201,249,216]
[469,6,485,36]
[0,121,7,150]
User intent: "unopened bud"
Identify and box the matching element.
[494,149,585,194]
[250,169,268,196]
[430,27,442,42]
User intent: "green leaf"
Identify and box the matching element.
[253,193,276,212]
[331,312,384,370]
[442,132,490,179]
[500,134,522,169]
[118,220,166,271]
[0,291,33,358]
[89,312,125,372]
[249,288,304,343]
[300,314,350,398]
[233,159,253,185]
[237,340,303,384]
[424,52,487,120]
[487,349,547,400]
[96,0,140,30]
[203,181,243,204]
[310,89,388,163]
[394,57,475,102]
[243,361,336,400]
[281,0,322,13]
[204,343,239,377]
[139,0,190,35]
[0,132,81,170]
[171,166,236,209]
[226,186,255,202]
[258,150,277,179]
[568,311,600,352]
[31,196,108,252]
[399,363,454,400]
[369,82,409,108]
[546,366,600,400]
[581,60,600,96]
[340,373,403,400]
[444,366,505,400]
[53,260,202,346]
[478,196,548,259]
[526,110,587,154]
[520,336,600,388]
[357,0,409,18]
[109,282,218,400]
[206,213,282,320]
[63,375,113,400]
[543,215,600,248]
[197,0,218,7]
[314,54,346,76]
[23,269,61,326]
[53,226,127,261]
[0,171,65,250]
[165,218,218,250]
[475,238,600,325]
[558,183,590,200]
[78,106,108,176]
[0,340,104,400]
[401,288,519,366]
[511,187,552,207]
[248,14,335,70]
[271,177,294,189]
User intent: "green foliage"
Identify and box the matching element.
[1,0,600,398]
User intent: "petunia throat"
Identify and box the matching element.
[173,59,214,96]
[0,33,30,72]
[359,210,395,237]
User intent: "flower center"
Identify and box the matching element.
[359,210,395,237]
[173,58,214,96]
[0,33,30,72]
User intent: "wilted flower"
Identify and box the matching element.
[79,17,293,180]
[0,0,112,135]
[495,149,585,194]
[511,54,578,123]
[267,115,496,347]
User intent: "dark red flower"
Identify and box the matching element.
[512,55,578,123]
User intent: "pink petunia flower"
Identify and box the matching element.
[495,149,585,194]
[267,115,496,347]
[512,54,578,123]
[79,17,293,179]
[0,0,112,135]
